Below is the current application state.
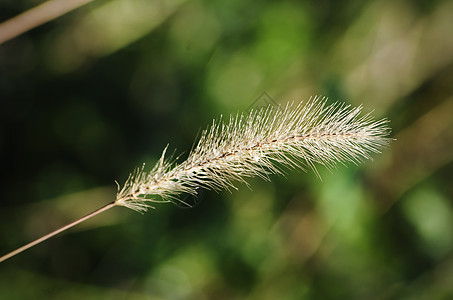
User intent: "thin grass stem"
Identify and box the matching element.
[0,201,116,263]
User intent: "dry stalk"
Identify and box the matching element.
[0,96,392,262]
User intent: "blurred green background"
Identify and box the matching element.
[1,0,453,299]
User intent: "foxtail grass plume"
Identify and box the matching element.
[0,96,391,263]
[115,96,392,212]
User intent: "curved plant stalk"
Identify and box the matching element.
[0,96,392,262]
[0,0,94,45]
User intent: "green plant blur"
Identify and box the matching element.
[1,0,453,299]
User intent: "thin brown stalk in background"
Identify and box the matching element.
[0,0,94,45]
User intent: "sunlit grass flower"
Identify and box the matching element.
[115,96,391,212]
[0,96,392,262]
